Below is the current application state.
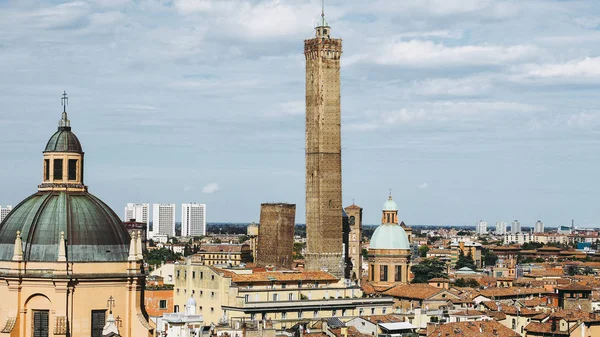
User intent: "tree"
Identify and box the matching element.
[293,242,305,259]
[567,265,577,276]
[482,249,498,267]
[146,248,179,266]
[455,249,476,270]
[411,258,448,283]
[419,245,430,258]
[362,248,369,260]
[238,235,250,244]
[454,278,480,288]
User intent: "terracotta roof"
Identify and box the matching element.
[556,283,593,291]
[527,269,564,277]
[362,315,404,325]
[502,306,540,317]
[330,327,370,337]
[383,284,445,300]
[550,309,600,322]
[451,310,485,316]
[486,311,507,321]
[478,287,548,298]
[217,270,338,283]
[428,278,450,283]
[480,301,499,311]
[426,320,519,337]
[519,297,550,308]
[524,322,568,335]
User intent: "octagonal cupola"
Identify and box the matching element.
[39,91,86,192]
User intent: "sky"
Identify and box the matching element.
[1,0,600,227]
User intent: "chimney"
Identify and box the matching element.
[551,318,557,332]
[341,327,348,337]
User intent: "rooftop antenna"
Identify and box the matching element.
[321,0,324,19]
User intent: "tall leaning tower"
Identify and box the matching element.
[304,10,344,278]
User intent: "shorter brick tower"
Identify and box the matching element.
[344,204,363,282]
[256,203,296,268]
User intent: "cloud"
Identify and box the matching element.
[264,101,304,118]
[418,182,429,189]
[412,77,493,96]
[351,40,541,68]
[347,101,544,131]
[523,57,600,80]
[202,183,220,194]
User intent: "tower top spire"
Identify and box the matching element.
[59,91,71,129]
[316,0,329,29]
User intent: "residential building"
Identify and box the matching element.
[173,259,393,329]
[504,233,533,245]
[247,223,259,262]
[476,220,488,234]
[511,220,521,233]
[124,202,149,224]
[152,203,176,238]
[155,297,203,337]
[195,244,252,266]
[495,221,507,235]
[450,241,483,268]
[534,220,544,233]
[181,203,206,237]
[426,320,519,337]
[0,205,12,222]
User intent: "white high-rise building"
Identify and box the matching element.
[476,220,488,234]
[181,203,206,237]
[152,204,176,238]
[511,220,521,234]
[0,205,13,222]
[495,221,507,235]
[534,220,544,233]
[124,203,149,223]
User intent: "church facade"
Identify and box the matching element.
[0,95,152,337]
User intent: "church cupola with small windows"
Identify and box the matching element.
[39,91,86,192]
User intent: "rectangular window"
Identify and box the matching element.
[193,271,196,278]
[68,159,77,180]
[380,265,388,282]
[395,265,402,282]
[33,310,49,337]
[91,310,106,337]
[53,159,63,180]
[159,300,167,309]
[44,159,50,181]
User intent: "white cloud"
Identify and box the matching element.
[27,2,91,29]
[202,182,220,194]
[413,77,493,96]
[524,57,600,79]
[174,0,213,13]
[347,101,543,131]
[371,40,540,67]
[418,182,429,189]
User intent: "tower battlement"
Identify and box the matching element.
[304,38,342,60]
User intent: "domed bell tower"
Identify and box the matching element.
[38,91,86,193]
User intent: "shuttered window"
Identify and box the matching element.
[91,310,106,337]
[33,311,49,337]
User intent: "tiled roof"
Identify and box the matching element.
[478,287,548,298]
[451,309,485,316]
[550,309,600,322]
[429,278,450,283]
[486,311,507,321]
[383,284,444,300]
[426,320,519,337]
[362,315,404,324]
[502,306,540,317]
[556,283,593,291]
[330,327,370,337]
[519,297,550,308]
[480,301,499,311]
[198,244,245,253]
[524,322,568,335]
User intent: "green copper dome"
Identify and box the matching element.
[383,196,398,211]
[370,224,410,250]
[0,191,130,262]
[45,128,83,153]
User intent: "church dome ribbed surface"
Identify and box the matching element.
[44,128,83,153]
[370,224,410,250]
[0,191,130,262]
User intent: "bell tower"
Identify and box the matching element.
[304,7,344,277]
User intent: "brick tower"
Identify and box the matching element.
[256,203,296,268]
[304,10,344,277]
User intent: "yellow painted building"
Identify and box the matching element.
[0,96,152,337]
[173,259,394,329]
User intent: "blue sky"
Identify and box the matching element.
[1,0,600,227]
